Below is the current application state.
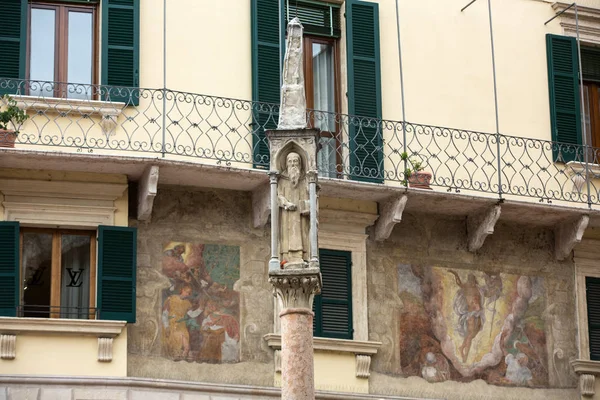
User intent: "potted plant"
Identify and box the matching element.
[0,94,29,148]
[401,152,432,189]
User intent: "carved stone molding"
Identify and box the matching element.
[137,165,159,221]
[552,3,600,45]
[269,268,322,310]
[264,333,381,355]
[355,355,372,378]
[467,205,501,252]
[274,349,282,372]
[0,318,126,362]
[14,95,126,134]
[581,374,595,397]
[252,182,271,228]
[373,195,408,241]
[0,334,16,360]
[555,215,590,261]
[98,337,114,362]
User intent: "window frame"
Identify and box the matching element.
[582,82,600,155]
[26,1,99,98]
[303,34,343,178]
[19,227,97,319]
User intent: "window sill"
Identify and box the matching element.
[0,317,126,362]
[570,359,600,396]
[264,333,381,378]
[13,95,126,133]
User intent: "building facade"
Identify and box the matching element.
[1,0,600,399]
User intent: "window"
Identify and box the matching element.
[27,2,97,99]
[21,228,96,319]
[586,276,600,360]
[0,222,137,323]
[313,248,353,339]
[304,36,341,178]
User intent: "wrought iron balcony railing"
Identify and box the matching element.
[1,79,599,208]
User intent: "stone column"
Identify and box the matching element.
[270,270,321,400]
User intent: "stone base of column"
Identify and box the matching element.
[280,308,315,400]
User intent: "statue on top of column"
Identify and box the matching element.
[278,17,307,130]
[277,151,310,268]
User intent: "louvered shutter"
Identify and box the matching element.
[101,0,140,106]
[0,0,26,95]
[97,226,137,322]
[582,47,600,83]
[546,34,583,163]
[587,277,600,361]
[285,1,341,38]
[314,249,352,339]
[251,0,284,169]
[347,0,383,183]
[0,222,19,317]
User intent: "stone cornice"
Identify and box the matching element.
[0,317,126,338]
[571,359,600,375]
[319,209,379,234]
[551,2,600,45]
[264,333,381,355]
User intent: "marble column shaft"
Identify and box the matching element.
[280,308,315,400]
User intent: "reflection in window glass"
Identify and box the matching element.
[312,43,335,132]
[60,235,91,319]
[30,8,56,97]
[67,11,93,100]
[22,233,53,317]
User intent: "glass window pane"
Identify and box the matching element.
[60,234,91,319]
[30,8,56,97]
[67,11,93,100]
[318,136,337,178]
[312,43,335,132]
[22,233,53,318]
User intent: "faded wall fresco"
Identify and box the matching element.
[399,264,547,387]
[161,242,240,363]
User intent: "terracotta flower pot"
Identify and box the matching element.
[0,129,16,148]
[408,171,433,190]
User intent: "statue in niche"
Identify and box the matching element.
[278,151,310,268]
[278,17,307,130]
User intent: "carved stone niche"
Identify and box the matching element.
[266,129,320,173]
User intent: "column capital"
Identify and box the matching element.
[269,267,322,309]
[306,170,319,183]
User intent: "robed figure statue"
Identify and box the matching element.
[278,152,310,267]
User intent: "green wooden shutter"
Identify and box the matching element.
[0,0,27,95]
[251,0,284,169]
[97,226,137,322]
[546,34,583,163]
[347,0,383,183]
[314,249,352,339]
[102,0,140,106]
[0,222,19,317]
[587,277,600,361]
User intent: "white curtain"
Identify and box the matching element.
[60,235,90,319]
[313,44,337,178]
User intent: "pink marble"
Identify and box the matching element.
[280,308,315,400]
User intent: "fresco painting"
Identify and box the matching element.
[161,242,240,363]
[399,265,547,387]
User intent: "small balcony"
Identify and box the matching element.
[1,79,599,212]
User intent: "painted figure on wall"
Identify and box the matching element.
[160,242,240,364]
[398,264,548,388]
[278,151,310,267]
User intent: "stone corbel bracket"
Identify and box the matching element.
[555,215,590,261]
[571,359,600,397]
[0,317,126,362]
[137,165,159,221]
[264,333,381,378]
[252,182,271,228]
[467,205,501,252]
[373,195,408,241]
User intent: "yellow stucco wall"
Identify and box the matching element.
[0,330,127,376]
[274,351,369,393]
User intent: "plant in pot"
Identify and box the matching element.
[401,152,432,189]
[0,94,29,148]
